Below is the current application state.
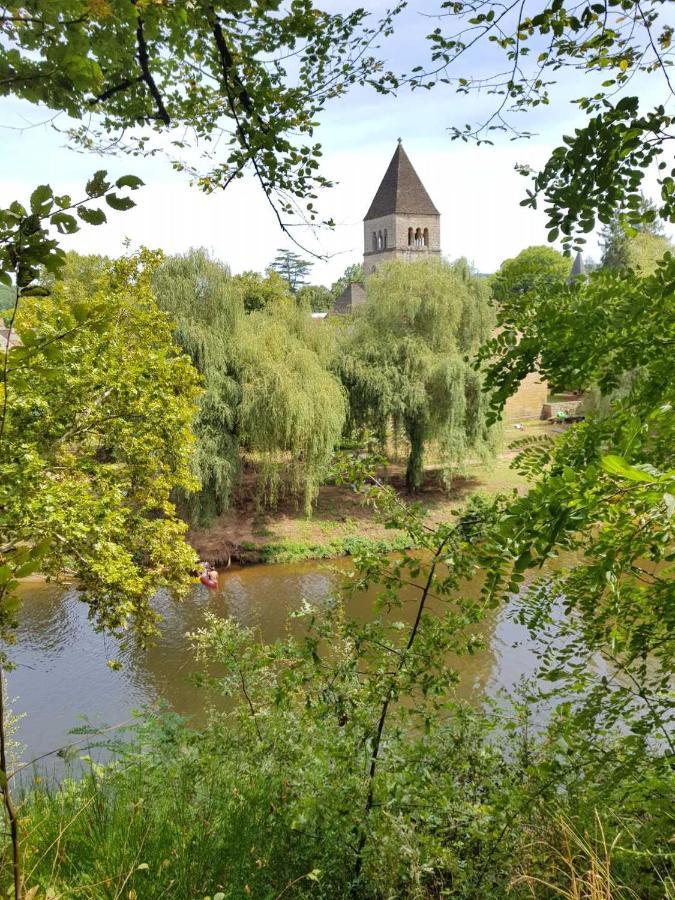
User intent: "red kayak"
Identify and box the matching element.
[200,574,218,589]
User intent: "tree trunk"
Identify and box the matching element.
[405,418,425,493]
[0,663,22,900]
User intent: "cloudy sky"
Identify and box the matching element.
[1,1,671,285]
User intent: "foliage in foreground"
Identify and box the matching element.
[4,470,673,898]
[0,250,200,646]
[10,706,672,899]
[8,591,674,898]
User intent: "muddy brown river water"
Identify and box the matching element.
[9,557,552,775]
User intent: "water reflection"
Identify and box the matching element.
[9,558,544,772]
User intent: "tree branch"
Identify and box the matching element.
[132,7,170,125]
[89,75,144,106]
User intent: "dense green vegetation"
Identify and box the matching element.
[490,245,571,303]
[1,0,673,897]
[340,258,497,492]
[152,249,346,520]
[0,250,200,644]
[600,200,673,274]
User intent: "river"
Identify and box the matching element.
[9,557,548,776]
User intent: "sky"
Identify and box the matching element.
[1,2,672,286]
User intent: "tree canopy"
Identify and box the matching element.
[152,249,345,519]
[232,269,292,314]
[268,250,313,294]
[0,250,200,648]
[0,1,395,232]
[491,245,571,304]
[296,283,333,312]
[601,198,672,272]
[152,249,242,524]
[340,258,496,492]
[237,297,347,511]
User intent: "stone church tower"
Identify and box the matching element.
[363,139,441,275]
[330,140,547,420]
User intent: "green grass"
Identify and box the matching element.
[256,533,411,564]
[9,705,670,899]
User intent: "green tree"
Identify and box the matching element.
[491,245,571,304]
[0,250,200,894]
[0,2,391,233]
[232,269,292,313]
[268,250,313,294]
[296,283,333,312]
[237,297,347,512]
[153,249,345,519]
[152,249,242,524]
[1,250,200,639]
[601,216,672,276]
[340,258,496,493]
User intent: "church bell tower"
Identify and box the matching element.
[363,139,441,275]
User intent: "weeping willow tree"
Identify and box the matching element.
[237,297,347,513]
[152,249,243,524]
[153,249,346,520]
[339,258,497,492]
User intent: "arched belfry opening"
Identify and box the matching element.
[362,140,441,269]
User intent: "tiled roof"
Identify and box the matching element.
[364,142,439,221]
[331,282,366,315]
[569,251,586,281]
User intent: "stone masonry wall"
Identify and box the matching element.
[363,213,441,274]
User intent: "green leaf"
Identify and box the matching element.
[50,212,79,235]
[105,193,135,212]
[85,170,111,197]
[30,184,53,215]
[20,285,51,298]
[115,175,144,190]
[15,559,41,578]
[72,301,90,323]
[514,549,533,572]
[77,206,107,226]
[600,455,654,483]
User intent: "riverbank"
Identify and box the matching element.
[188,421,552,566]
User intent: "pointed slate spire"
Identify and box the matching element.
[364,142,439,220]
[568,250,586,282]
